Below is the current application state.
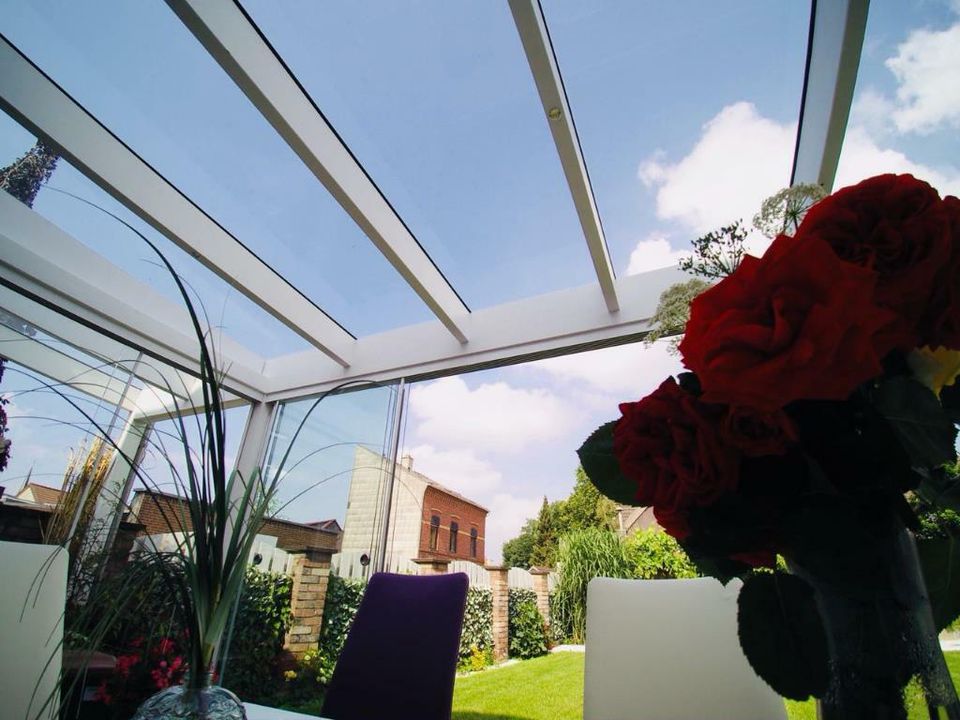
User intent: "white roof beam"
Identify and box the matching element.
[0,325,138,412]
[0,191,266,401]
[0,35,354,366]
[791,0,869,191]
[0,287,193,402]
[509,0,618,313]
[262,266,688,401]
[166,0,471,343]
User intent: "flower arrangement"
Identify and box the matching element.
[579,175,960,715]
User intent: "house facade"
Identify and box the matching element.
[128,489,342,553]
[339,446,487,568]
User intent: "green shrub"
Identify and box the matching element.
[552,528,632,643]
[318,574,366,668]
[222,567,293,702]
[508,588,548,659]
[459,586,493,661]
[622,528,697,580]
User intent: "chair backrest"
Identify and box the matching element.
[583,577,787,720]
[321,571,469,720]
[0,541,67,720]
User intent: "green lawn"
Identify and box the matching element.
[453,653,584,720]
[452,650,960,720]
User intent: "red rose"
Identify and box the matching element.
[613,378,738,523]
[720,406,798,457]
[921,196,960,349]
[679,232,898,410]
[797,174,951,347]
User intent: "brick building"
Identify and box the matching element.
[339,446,487,568]
[128,489,342,553]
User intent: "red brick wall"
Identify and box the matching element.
[132,493,340,552]
[418,486,486,563]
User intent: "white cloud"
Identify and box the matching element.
[528,341,684,399]
[639,102,796,236]
[625,234,690,275]
[408,376,575,454]
[849,88,896,138]
[483,492,543,564]
[836,126,960,197]
[403,444,503,497]
[887,22,960,134]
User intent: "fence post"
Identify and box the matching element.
[486,565,509,663]
[412,556,451,576]
[284,547,333,659]
[529,566,552,628]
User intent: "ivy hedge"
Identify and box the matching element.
[314,576,549,674]
[222,567,293,702]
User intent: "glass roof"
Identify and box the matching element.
[836,0,960,197]
[0,0,435,337]
[0,110,310,358]
[542,0,810,271]
[242,0,594,309]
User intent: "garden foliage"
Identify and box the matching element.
[508,588,548,659]
[459,586,493,664]
[316,574,367,682]
[222,567,293,702]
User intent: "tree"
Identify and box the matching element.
[0,139,60,207]
[529,497,558,568]
[557,467,618,532]
[501,518,538,569]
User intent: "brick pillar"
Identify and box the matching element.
[284,547,332,659]
[530,566,552,628]
[487,565,509,663]
[412,556,451,576]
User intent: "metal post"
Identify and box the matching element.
[373,379,406,573]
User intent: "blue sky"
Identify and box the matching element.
[2,0,960,559]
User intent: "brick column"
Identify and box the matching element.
[284,547,333,658]
[486,565,509,663]
[530,566,552,628]
[412,556,451,576]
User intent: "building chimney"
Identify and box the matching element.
[400,454,413,471]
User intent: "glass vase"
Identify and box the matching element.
[790,523,960,720]
[131,681,245,720]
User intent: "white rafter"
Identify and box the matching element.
[0,35,355,367]
[0,324,138,412]
[262,265,688,401]
[0,287,193,402]
[791,0,869,191]
[509,0,619,313]
[0,192,266,401]
[165,0,471,343]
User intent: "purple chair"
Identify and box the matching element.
[321,571,469,720]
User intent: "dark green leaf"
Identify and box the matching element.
[577,421,638,506]
[918,471,960,515]
[737,572,829,700]
[917,536,960,632]
[872,377,957,469]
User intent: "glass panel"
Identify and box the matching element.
[542,0,810,270]
[0,110,310,357]
[836,1,960,198]
[1,0,434,336]
[242,0,594,308]
[216,383,397,706]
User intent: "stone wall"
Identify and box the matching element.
[284,548,333,658]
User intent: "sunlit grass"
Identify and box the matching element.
[451,650,960,720]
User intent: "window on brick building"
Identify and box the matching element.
[449,521,459,553]
[470,527,478,558]
[429,515,439,551]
